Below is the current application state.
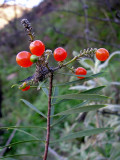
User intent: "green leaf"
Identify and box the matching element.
[51,86,59,105]
[79,58,95,69]
[51,101,88,126]
[81,86,106,94]
[51,115,69,127]
[51,87,59,124]
[56,72,89,77]
[0,126,46,129]
[51,128,111,143]
[0,154,42,159]
[37,81,45,90]
[11,84,19,88]
[41,83,49,97]
[54,94,109,101]
[21,99,47,119]
[53,105,106,116]
[0,127,39,140]
[55,72,104,86]
[0,140,44,149]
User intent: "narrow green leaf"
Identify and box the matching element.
[42,83,49,97]
[55,72,104,86]
[56,72,89,77]
[51,86,59,104]
[81,86,106,94]
[54,94,109,101]
[0,126,46,130]
[51,115,69,127]
[53,105,106,116]
[21,99,47,119]
[51,101,88,126]
[0,154,42,159]
[53,99,71,105]
[37,81,45,90]
[51,87,59,124]
[0,127,39,140]
[51,128,111,143]
[11,84,19,88]
[0,140,44,149]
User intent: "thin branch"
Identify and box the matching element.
[54,9,120,25]
[80,0,90,46]
[52,26,120,48]
[43,73,53,160]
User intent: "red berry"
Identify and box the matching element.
[96,48,109,61]
[75,67,87,79]
[29,40,45,56]
[22,85,30,91]
[16,51,33,68]
[54,47,67,61]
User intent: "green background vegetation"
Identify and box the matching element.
[0,0,120,159]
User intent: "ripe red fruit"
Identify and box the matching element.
[22,85,30,91]
[96,48,109,61]
[16,51,33,68]
[54,47,67,61]
[29,40,45,56]
[75,67,87,79]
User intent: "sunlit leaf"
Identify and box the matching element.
[82,86,105,94]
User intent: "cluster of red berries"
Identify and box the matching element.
[75,48,109,79]
[16,39,109,91]
[16,40,67,68]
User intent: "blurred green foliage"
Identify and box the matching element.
[0,0,120,160]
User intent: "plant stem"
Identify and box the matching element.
[43,73,53,160]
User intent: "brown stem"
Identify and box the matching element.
[43,73,53,160]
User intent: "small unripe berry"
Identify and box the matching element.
[75,67,87,79]
[16,51,33,68]
[30,55,38,63]
[19,82,27,90]
[54,47,67,61]
[29,40,45,56]
[96,48,109,61]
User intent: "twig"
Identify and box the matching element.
[43,73,53,160]
[52,26,120,48]
[0,119,21,157]
[54,9,120,24]
[81,0,90,46]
